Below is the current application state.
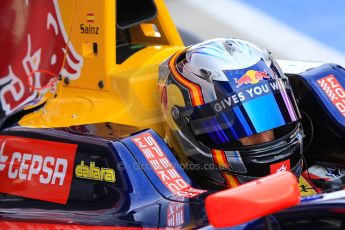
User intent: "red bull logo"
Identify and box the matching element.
[235,70,270,88]
[0,0,83,116]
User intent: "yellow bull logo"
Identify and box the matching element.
[235,70,270,88]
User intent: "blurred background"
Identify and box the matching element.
[166,0,345,67]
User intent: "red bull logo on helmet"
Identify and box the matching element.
[0,0,83,116]
[235,70,270,88]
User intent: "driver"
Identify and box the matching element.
[159,38,304,189]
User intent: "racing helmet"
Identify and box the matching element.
[159,38,304,189]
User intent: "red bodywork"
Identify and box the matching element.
[0,0,83,115]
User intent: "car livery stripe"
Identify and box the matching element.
[168,52,205,106]
[131,132,206,198]
[0,136,77,204]
[211,149,240,187]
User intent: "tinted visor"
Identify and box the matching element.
[188,78,300,148]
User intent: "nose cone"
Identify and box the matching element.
[205,171,300,228]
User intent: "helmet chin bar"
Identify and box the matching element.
[220,159,303,185]
[219,124,304,179]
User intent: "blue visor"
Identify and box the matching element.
[188,78,300,146]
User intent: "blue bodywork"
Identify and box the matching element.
[1,63,345,229]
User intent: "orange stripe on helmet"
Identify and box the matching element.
[211,149,240,188]
[168,52,205,106]
[223,172,240,188]
[211,149,229,170]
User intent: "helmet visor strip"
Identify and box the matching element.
[188,78,301,147]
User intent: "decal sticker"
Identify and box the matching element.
[0,136,77,204]
[86,13,95,23]
[298,175,318,197]
[317,75,345,117]
[0,0,83,115]
[80,12,99,35]
[167,202,185,228]
[212,79,291,114]
[270,159,290,174]
[131,133,206,198]
[325,167,343,178]
[304,164,345,180]
[75,161,115,183]
[234,70,270,88]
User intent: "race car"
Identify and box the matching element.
[1,0,345,229]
